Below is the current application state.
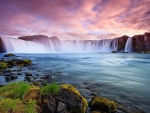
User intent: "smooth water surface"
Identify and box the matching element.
[0,53,150,112]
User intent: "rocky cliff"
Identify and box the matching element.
[131,32,150,52]
[0,38,5,53]
[118,35,129,51]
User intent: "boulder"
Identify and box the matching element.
[0,62,8,69]
[3,53,16,57]
[41,84,88,113]
[90,96,116,113]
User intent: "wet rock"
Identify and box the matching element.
[57,101,66,113]
[5,76,11,81]
[2,69,12,73]
[41,75,52,79]
[25,73,32,77]
[111,51,117,53]
[17,73,22,75]
[17,69,22,72]
[36,74,39,76]
[41,94,56,113]
[25,76,34,82]
[11,75,18,80]
[91,92,98,96]
[90,96,116,113]
[3,53,17,57]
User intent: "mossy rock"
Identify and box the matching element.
[23,86,40,102]
[3,53,16,57]
[0,62,8,69]
[90,96,116,113]
[59,84,88,113]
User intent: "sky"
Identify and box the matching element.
[0,0,150,40]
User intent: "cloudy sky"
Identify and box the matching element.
[0,0,150,40]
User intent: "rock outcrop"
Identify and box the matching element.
[118,35,129,52]
[0,38,5,53]
[132,32,150,52]
[90,96,116,113]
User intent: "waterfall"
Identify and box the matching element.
[61,38,118,52]
[1,37,119,53]
[1,37,52,53]
[125,37,133,53]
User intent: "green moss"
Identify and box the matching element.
[41,82,60,95]
[0,62,8,69]
[0,98,23,113]
[60,84,88,113]
[0,82,38,113]
[90,96,116,113]
[24,100,37,113]
[23,86,40,101]
[23,59,32,65]
[0,82,32,99]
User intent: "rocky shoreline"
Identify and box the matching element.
[0,54,146,113]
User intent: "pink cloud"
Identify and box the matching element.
[0,0,149,40]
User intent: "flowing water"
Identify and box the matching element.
[125,38,133,53]
[0,53,150,112]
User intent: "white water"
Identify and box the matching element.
[125,37,133,53]
[61,38,118,52]
[1,37,51,53]
[1,37,119,53]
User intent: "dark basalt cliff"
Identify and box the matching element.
[0,38,5,53]
[132,32,150,52]
[118,35,129,51]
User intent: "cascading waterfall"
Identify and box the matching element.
[1,37,52,53]
[1,37,119,53]
[125,37,133,53]
[61,38,118,52]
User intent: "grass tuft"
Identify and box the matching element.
[0,98,23,113]
[25,100,37,113]
[41,82,60,95]
[0,82,32,99]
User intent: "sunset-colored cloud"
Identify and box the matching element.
[0,0,149,40]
